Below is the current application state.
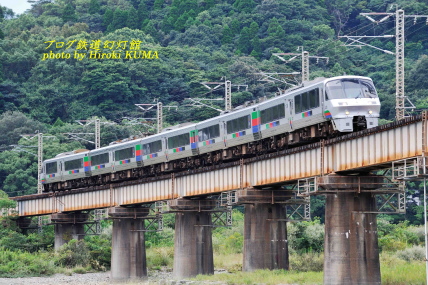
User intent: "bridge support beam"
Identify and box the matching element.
[169,198,216,279]
[108,207,150,281]
[236,189,291,271]
[51,212,88,251]
[318,175,382,285]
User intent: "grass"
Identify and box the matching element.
[192,269,323,284]
[381,253,426,285]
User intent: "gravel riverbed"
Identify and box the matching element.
[0,270,229,285]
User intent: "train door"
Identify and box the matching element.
[59,160,64,181]
[220,121,227,148]
[162,137,168,161]
[288,99,294,131]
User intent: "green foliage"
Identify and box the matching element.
[84,232,111,270]
[0,111,45,147]
[0,190,16,209]
[212,210,244,254]
[0,249,56,277]
[55,240,91,268]
[288,218,324,253]
[289,252,324,272]
[62,3,77,23]
[88,0,100,15]
[378,219,422,252]
[0,224,54,252]
[146,247,174,269]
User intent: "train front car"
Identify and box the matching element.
[323,76,380,132]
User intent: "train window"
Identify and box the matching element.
[325,78,378,99]
[91,153,109,166]
[227,115,250,134]
[261,104,285,124]
[309,89,320,109]
[143,140,162,154]
[325,79,346,99]
[360,80,377,98]
[64,158,83,171]
[115,147,135,161]
[302,92,309,111]
[168,133,190,149]
[295,95,302,113]
[198,125,220,142]
[46,162,57,174]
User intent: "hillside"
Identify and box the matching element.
[0,0,428,201]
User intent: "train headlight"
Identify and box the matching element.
[368,110,373,114]
[345,110,350,115]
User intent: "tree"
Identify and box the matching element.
[109,9,128,32]
[229,18,240,34]
[0,111,45,147]
[250,36,261,59]
[88,0,100,15]
[103,8,113,30]
[62,3,77,23]
[137,1,150,23]
[127,7,139,29]
[153,0,163,10]
[249,21,259,36]
[233,0,256,13]
[222,24,233,44]
[237,27,252,54]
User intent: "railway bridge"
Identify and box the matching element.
[9,114,428,285]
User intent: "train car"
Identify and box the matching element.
[141,133,166,166]
[322,76,379,131]
[110,139,140,172]
[223,107,258,148]
[89,144,115,176]
[195,117,224,155]
[164,125,194,162]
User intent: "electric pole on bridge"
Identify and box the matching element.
[18,133,56,194]
[340,8,428,121]
[273,47,329,83]
[135,100,178,133]
[200,78,248,112]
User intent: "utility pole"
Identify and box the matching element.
[201,78,248,112]
[69,118,112,148]
[37,133,43,194]
[273,47,329,83]
[340,9,428,121]
[135,101,177,134]
[95,119,100,149]
[19,133,56,194]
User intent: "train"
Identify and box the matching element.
[41,75,381,192]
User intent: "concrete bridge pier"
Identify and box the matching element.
[169,198,216,279]
[108,207,150,281]
[236,188,291,271]
[318,175,382,285]
[51,212,89,250]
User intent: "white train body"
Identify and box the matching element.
[41,76,380,189]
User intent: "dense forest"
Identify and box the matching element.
[1,0,428,222]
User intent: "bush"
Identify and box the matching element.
[55,240,90,268]
[289,252,324,272]
[85,232,111,270]
[146,246,174,269]
[396,245,425,262]
[288,218,324,253]
[0,248,56,277]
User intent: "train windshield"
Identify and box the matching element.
[325,78,378,100]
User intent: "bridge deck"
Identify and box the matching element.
[12,116,425,216]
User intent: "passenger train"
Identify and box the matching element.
[41,75,381,192]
